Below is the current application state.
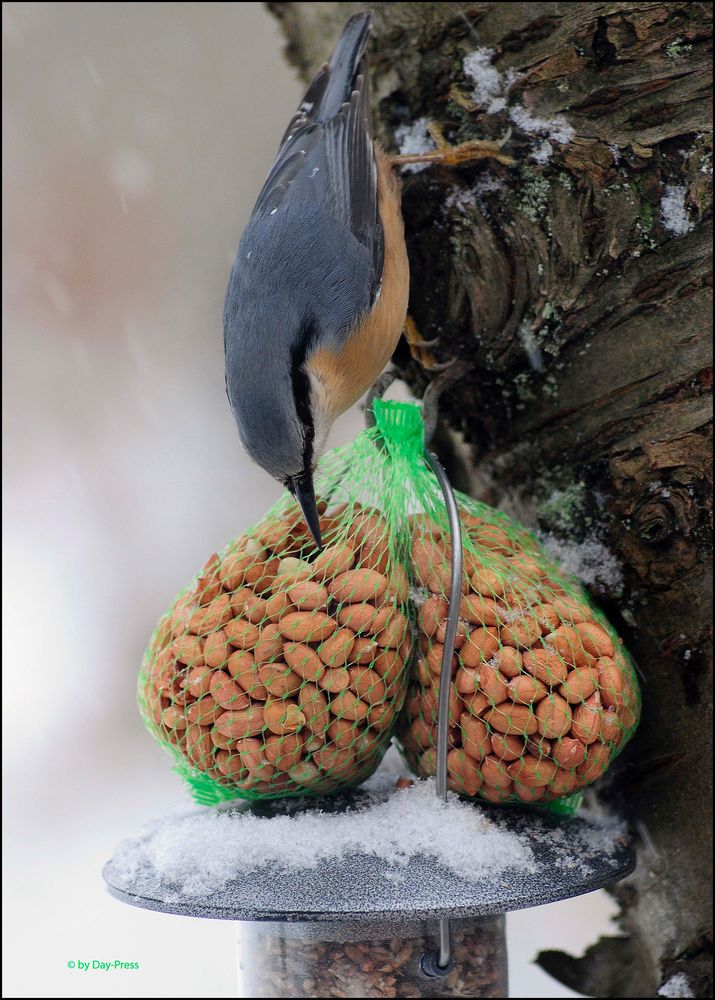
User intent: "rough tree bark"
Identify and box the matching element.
[267,3,713,997]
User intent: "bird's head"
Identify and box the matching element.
[224,304,332,552]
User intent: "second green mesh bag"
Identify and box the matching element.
[138,406,417,803]
[387,401,641,804]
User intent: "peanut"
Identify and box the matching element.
[462,691,490,717]
[576,621,615,658]
[599,708,623,746]
[187,696,225,725]
[447,749,482,796]
[475,662,508,705]
[209,671,248,710]
[460,594,501,627]
[577,742,611,783]
[313,543,355,578]
[263,699,305,736]
[348,667,386,705]
[552,736,587,769]
[225,618,260,649]
[493,646,523,678]
[327,717,360,750]
[481,755,512,790]
[330,689,370,722]
[559,666,598,703]
[187,593,233,635]
[216,749,245,778]
[455,666,479,695]
[549,767,579,797]
[263,590,290,623]
[552,596,593,624]
[229,587,254,616]
[436,617,468,648]
[329,569,388,604]
[171,634,204,667]
[318,667,351,693]
[338,604,378,632]
[161,706,187,731]
[544,626,593,668]
[294,682,329,733]
[241,592,268,625]
[535,694,572,739]
[507,675,548,704]
[228,650,267,699]
[460,628,500,668]
[386,564,410,603]
[479,781,513,802]
[470,565,506,598]
[215,706,265,738]
[490,733,524,761]
[283,641,325,682]
[460,713,491,759]
[315,630,354,670]
[508,756,558,788]
[257,662,301,698]
[253,623,284,664]
[571,692,602,744]
[484,703,538,736]
[287,580,329,612]
[372,650,403,686]
[264,732,304,772]
[278,611,336,643]
[522,648,568,685]
[186,664,212,698]
[376,611,408,649]
[501,615,543,649]
[204,629,230,669]
[289,761,324,787]
[351,636,379,665]
[185,725,214,770]
[597,658,627,710]
[367,701,392,732]
[419,595,448,636]
[515,784,546,803]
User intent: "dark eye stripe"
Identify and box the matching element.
[290,319,317,473]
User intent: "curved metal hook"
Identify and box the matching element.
[423,448,463,970]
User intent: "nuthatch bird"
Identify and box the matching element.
[224,12,511,548]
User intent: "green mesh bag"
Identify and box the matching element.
[383,401,641,806]
[138,405,419,803]
[140,398,640,806]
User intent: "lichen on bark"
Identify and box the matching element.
[267,3,713,996]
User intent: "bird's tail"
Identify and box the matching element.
[298,12,372,124]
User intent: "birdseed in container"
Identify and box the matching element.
[239,917,508,999]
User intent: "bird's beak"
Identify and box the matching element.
[287,472,323,551]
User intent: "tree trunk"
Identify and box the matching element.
[267,3,713,996]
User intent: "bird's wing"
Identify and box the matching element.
[250,57,383,304]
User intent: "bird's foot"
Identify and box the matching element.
[392,122,515,169]
[404,315,445,371]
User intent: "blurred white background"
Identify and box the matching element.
[2,3,617,997]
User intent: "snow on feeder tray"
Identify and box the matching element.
[103,753,634,998]
[103,445,635,999]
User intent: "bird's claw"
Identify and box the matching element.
[404,315,448,371]
[392,120,515,169]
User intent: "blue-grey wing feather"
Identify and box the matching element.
[249,53,382,305]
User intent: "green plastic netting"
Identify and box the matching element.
[138,399,640,805]
[138,402,418,802]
